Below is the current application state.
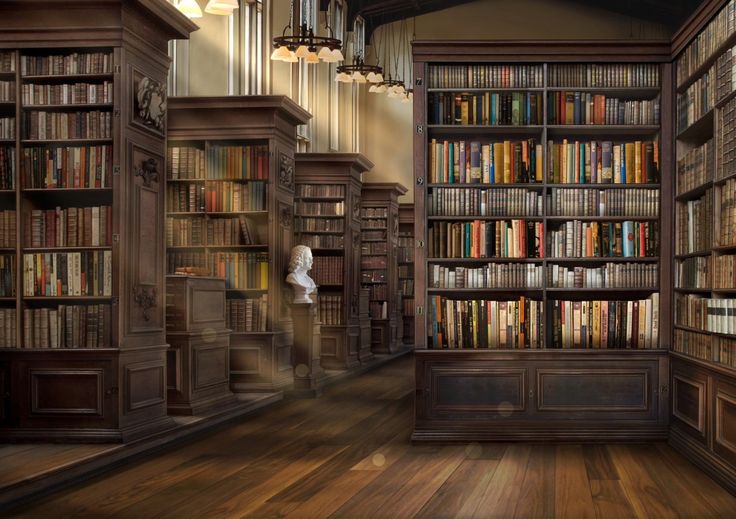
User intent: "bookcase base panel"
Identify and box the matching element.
[319,325,360,370]
[370,319,400,354]
[414,350,669,442]
[670,357,736,495]
[0,348,177,443]
[229,332,293,393]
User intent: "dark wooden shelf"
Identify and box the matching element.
[297,230,344,235]
[670,351,736,379]
[22,103,113,110]
[427,87,545,92]
[427,257,544,263]
[546,287,659,294]
[427,183,544,189]
[546,257,659,263]
[715,171,736,186]
[23,246,112,252]
[676,109,713,143]
[207,211,267,216]
[547,86,660,97]
[21,138,112,144]
[428,215,542,221]
[712,288,736,294]
[673,287,712,293]
[427,287,544,294]
[546,215,658,221]
[21,73,114,81]
[294,195,345,201]
[546,183,660,189]
[427,124,544,135]
[22,187,112,193]
[546,125,660,136]
[712,244,736,253]
[167,178,205,183]
[675,251,712,259]
[675,180,713,201]
[296,214,344,219]
[23,295,112,301]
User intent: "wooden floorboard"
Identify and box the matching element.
[5,353,736,518]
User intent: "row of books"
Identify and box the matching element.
[205,145,269,180]
[167,215,259,247]
[430,263,544,289]
[362,270,386,283]
[0,52,14,73]
[722,338,736,368]
[167,146,205,180]
[547,92,660,125]
[676,64,714,133]
[22,304,111,349]
[549,220,658,258]
[298,217,344,232]
[716,45,736,102]
[368,285,388,301]
[311,256,343,286]
[0,255,14,296]
[361,256,387,269]
[398,265,413,280]
[429,296,543,349]
[428,92,543,126]
[362,230,385,241]
[209,252,268,290]
[204,181,266,213]
[362,242,387,255]
[548,64,661,88]
[399,279,413,296]
[676,190,713,255]
[22,251,112,296]
[298,234,343,250]
[548,263,658,289]
[428,139,542,184]
[0,80,14,102]
[26,206,112,248]
[362,207,387,218]
[318,295,343,325]
[296,184,345,198]
[0,146,15,189]
[547,188,659,217]
[547,140,659,184]
[0,117,14,139]
[715,254,736,289]
[718,96,736,181]
[21,145,112,188]
[719,178,736,247]
[369,301,388,320]
[361,219,386,230]
[0,308,16,348]
[429,220,544,259]
[20,52,113,77]
[21,81,113,106]
[0,210,15,248]
[677,256,711,290]
[295,201,344,216]
[22,110,112,140]
[403,298,414,317]
[226,296,268,333]
[397,236,414,263]
[673,329,712,362]
[676,0,735,86]
[166,216,203,247]
[552,295,659,349]
[167,252,206,274]
[428,187,542,217]
[677,140,712,195]
[167,183,205,213]
[427,64,543,89]
[675,294,736,335]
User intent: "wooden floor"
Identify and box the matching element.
[7,353,736,518]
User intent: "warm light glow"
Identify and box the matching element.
[352,71,366,83]
[271,46,292,61]
[295,45,309,58]
[204,5,234,15]
[408,92,414,102]
[374,84,388,93]
[368,84,380,93]
[330,48,344,62]
[207,0,238,9]
[177,0,202,18]
[401,94,411,103]
[282,51,299,63]
[305,51,320,64]
[336,72,352,82]
[374,73,384,83]
[318,47,333,61]
[366,71,378,82]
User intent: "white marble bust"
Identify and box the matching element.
[286,245,317,304]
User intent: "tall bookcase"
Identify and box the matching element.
[166,96,310,393]
[398,203,415,346]
[294,153,374,368]
[412,41,673,441]
[670,0,736,494]
[361,182,408,354]
[0,0,196,441]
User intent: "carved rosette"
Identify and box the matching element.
[278,153,295,192]
[133,285,157,322]
[135,158,159,187]
[280,206,293,229]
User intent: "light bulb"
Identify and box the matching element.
[305,51,320,64]
[295,45,309,59]
[352,71,366,83]
[318,47,333,61]
[330,48,344,62]
[177,0,203,18]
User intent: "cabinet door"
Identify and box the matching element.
[671,361,708,445]
[0,360,9,424]
[713,376,736,466]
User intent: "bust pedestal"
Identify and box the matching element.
[289,300,324,398]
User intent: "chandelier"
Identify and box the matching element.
[176,0,238,18]
[271,0,344,64]
[335,57,383,84]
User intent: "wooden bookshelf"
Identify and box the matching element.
[361,183,408,354]
[294,152,374,368]
[398,203,415,347]
[412,41,673,441]
[167,96,311,393]
[0,0,197,441]
[670,0,736,495]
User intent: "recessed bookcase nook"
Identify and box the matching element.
[398,203,415,346]
[166,96,311,393]
[412,41,674,441]
[0,0,196,441]
[669,0,736,494]
[294,153,374,369]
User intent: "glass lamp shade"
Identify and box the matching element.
[282,51,299,63]
[295,45,309,59]
[305,51,320,64]
[335,72,352,82]
[177,0,203,18]
[366,71,378,83]
[368,84,380,93]
[395,84,406,95]
[374,84,388,93]
[352,71,367,83]
[208,0,238,9]
[374,73,384,83]
[205,5,234,15]
[318,46,334,61]
[330,48,345,62]
[271,46,292,61]
[401,94,411,103]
